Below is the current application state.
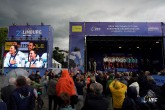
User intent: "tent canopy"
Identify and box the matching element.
[52,59,62,68]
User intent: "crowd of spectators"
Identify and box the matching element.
[0,69,165,110]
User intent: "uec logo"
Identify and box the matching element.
[144,96,157,103]
[91,26,101,31]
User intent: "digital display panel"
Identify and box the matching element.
[3,40,47,68]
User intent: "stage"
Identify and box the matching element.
[86,36,164,72]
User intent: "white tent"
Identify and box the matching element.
[52,59,62,68]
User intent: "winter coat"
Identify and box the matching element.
[11,86,35,110]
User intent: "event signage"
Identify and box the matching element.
[8,25,50,38]
[70,22,85,35]
[69,22,165,74]
[84,22,162,36]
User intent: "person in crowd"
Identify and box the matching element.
[109,79,127,110]
[25,49,43,68]
[1,77,16,110]
[59,92,74,110]
[34,70,42,83]
[138,71,149,97]
[105,72,115,110]
[41,70,49,93]
[93,60,97,73]
[82,83,109,110]
[28,71,42,89]
[47,75,59,110]
[138,71,160,98]
[11,76,35,110]
[88,60,91,71]
[75,76,85,110]
[29,71,36,81]
[48,70,55,80]
[56,69,77,109]
[96,71,107,95]
[4,45,26,67]
[128,77,139,97]
[86,75,96,94]
[26,77,38,99]
[157,83,165,110]
[115,72,128,86]
[122,86,141,110]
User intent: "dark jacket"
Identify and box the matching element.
[122,87,141,110]
[47,79,58,95]
[1,85,16,110]
[82,93,109,110]
[11,86,35,110]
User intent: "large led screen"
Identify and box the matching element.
[3,41,47,68]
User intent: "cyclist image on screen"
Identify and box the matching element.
[69,47,82,74]
[4,45,26,67]
[25,49,43,68]
[40,53,47,68]
[25,42,40,65]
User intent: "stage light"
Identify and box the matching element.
[26,36,28,40]
[137,46,139,49]
[11,36,15,40]
[41,22,44,26]
[12,23,16,26]
[119,46,122,49]
[156,41,159,44]
[38,35,42,40]
[26,22,29,26]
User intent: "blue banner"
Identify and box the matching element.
[152,75,165,86]
[8,25,50,38]
[85,22,162,36]
[69,35,85,74]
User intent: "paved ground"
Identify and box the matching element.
[0,75,49,110]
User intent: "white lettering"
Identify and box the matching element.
[22,30,42,35]
[91,26,101,31]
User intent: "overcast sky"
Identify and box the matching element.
[0,0,165,50]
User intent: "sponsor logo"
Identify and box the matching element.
[72,26,82,32]
[16,28,42,36]
[144,96,157,103]
[148,27,160,32]
[91,26,101,31]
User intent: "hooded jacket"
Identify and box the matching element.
[56,70,76,96]
[109,80,127,109]
[129,82,139,97]
[11,86,35,110]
